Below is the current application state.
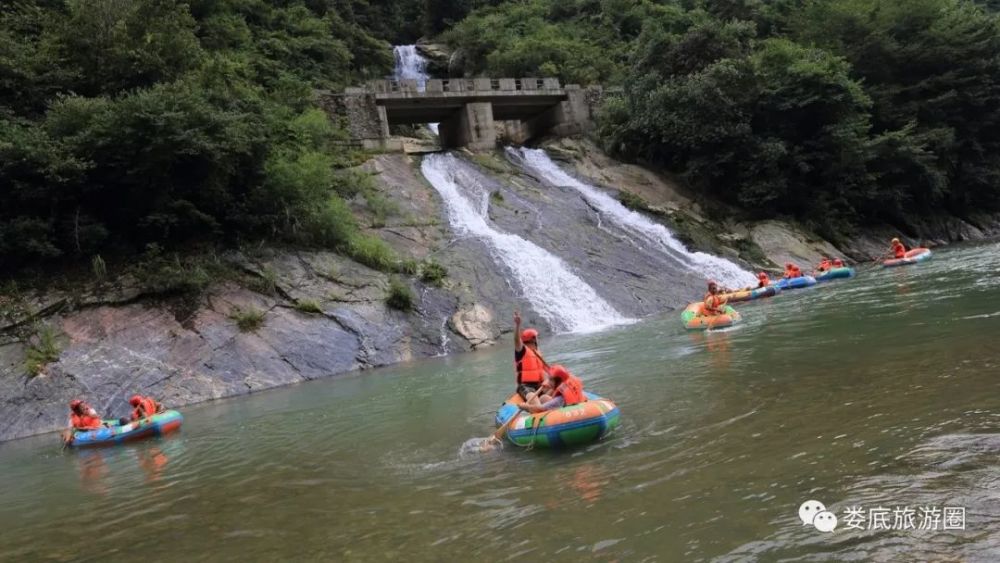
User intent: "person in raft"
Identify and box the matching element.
[120,395,163,425]
[702,281,727,316]
[521,365,585,413]
[68,399,104,430]
[783,262,804,279]
[756,271,770,288]
[816,257,832,272]
[832,258,845,268]
[890,237,907,259]
[513,311,551,401]
[64,399,106,443]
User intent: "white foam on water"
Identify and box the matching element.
[421,153,634,333]
[510,148,758,289]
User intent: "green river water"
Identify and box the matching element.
[1,243,998,562]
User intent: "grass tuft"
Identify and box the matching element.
[420,260,447,286]
[25,325,61,377]
[230,306,265,332]
[385,278,414,312]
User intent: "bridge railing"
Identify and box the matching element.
[370,77,562,94]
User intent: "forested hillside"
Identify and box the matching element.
[4,0,999,273]
[0,0,429,271]
[446,0,1000,240]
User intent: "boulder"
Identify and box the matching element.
[450,304,498,349]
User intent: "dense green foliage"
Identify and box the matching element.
[7,0,1000,271]
[0,0,403,271]
[448,0,1000,234]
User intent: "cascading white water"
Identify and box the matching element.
[421,153,633,333]
[510,148,758,289]
[392,45,438,134]
[393,45,429,87]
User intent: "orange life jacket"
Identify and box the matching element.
[132,397,159,421]
[757,273,770,287]
[703,294,725,315]
[555,375,585,406]
[832,259,844,267]
[516,346,546,385]
[892,241,906,259]
[71,413,103,430]
[818,260,831,272]
[785,266,802,279]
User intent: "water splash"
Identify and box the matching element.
[421,153,634,333]
[509,148,758,289]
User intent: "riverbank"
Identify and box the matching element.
[2,143,998,442]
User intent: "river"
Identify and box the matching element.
[1,243,998,561]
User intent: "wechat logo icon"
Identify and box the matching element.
[799,500,838,532]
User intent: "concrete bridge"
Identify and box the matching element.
[319,78,607,151]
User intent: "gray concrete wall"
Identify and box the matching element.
[325,79,605,151]
[316,90,386,142]
[440,102,496,150]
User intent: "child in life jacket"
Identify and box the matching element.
[521,365,585,413]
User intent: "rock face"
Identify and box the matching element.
[416,42,459,77]
[542,138,776,271]
[748,221,845,268]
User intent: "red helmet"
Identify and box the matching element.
[129,395,143,407]
[69,399,82,409]
[521,328,538,342]
[550,364,570,381]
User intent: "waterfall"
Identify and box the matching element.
[392,45,438,134]
[421,153,634,333]
[509,148,758,289]
[393,45,429,87]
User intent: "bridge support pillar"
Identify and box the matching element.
[440,102,496,151]
[517,85,592,141]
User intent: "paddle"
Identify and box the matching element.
[458,404,525,456]
[487,409,521,443]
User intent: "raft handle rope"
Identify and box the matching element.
[523,411,551,452]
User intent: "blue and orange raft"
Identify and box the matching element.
[68,410,183,448]
[494,392,619,449]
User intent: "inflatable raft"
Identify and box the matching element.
[883,248,932,268]
[719,285,780,303]
[68,410,183,448]
[494,392,619,449]
[681,302,741,330]
[815,267,855,282]
[774,275,817,290]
